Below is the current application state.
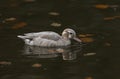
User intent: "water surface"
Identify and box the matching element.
[0,0,120,79]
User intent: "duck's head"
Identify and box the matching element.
[62,28,81,42]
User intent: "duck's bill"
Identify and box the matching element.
[73,37,82,43]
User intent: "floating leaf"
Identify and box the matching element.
[85,34,94,36]
[95,4,109,9]
[84,53,96,56]
[104,42,111,46]
[50,22,61,27]
[80,37,94,43]
[12,22,27,29]
[79,34,87,37]
[48,12,60,16]
[79,34,94,37]
[32,63,42,68]
[5,17,16,22]
[115,16,120,18]
[85,76,93,79]
[104,16,120,20]
[0,61,12,65]
[10,3,18,7]
[24,0,36,2]
[104,17,115,20]
[27,12,34,16]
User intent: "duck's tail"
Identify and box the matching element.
[17,35,33,45]
[17,35,28,39]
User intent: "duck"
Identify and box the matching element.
[17,28,81,47]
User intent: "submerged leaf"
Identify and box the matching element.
[104,15,120,20]
[114,15,120,19]
[104,42,111,46]
[0,61,12,65]
[32,63,42,68]
[12,22,27,29]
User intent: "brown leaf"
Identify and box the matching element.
[79,34,94,37]
[104,16,120,20]
[95,4,109,9]
[12,22,27,29]
[32,63,42,68]
[10,3,18,7]
[0,61,12,65]
[104,17,115,20]
[114,16,120,18]
[85,76,93,79]
[80,37,94,43]
[104,42,111,46]
[24,0,36,2]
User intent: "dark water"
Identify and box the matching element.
[0,0,120,79]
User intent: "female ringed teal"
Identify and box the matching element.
[17,28,81,47]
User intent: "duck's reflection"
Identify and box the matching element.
[23,45,81,60]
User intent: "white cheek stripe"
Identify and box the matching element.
[62,31,67,35]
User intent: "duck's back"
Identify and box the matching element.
[18,31,61,40]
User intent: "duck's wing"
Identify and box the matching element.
[35,31,61,41]
[18,31,61,41]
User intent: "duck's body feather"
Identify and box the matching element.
[18,31,71,47]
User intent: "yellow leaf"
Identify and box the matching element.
[79,34,94,37]
[95,4,109,9]
[80,37,94,43]
[79,34,87,37]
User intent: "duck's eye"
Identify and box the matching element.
[69,32,73,34]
